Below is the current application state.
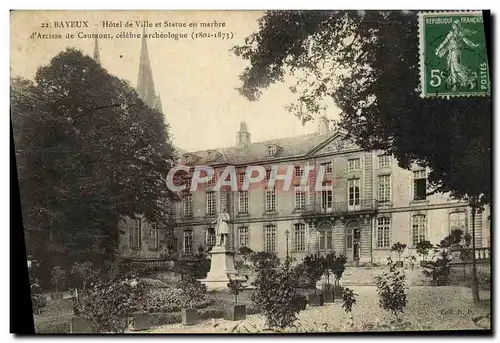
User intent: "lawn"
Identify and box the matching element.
[147,286,491,333]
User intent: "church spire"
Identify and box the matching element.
[93,37,100,64]
[137,27,160,111]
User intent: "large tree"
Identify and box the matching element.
[11,49,177,270]
[233,10,491,206]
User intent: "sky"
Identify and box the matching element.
[10,10,341,152]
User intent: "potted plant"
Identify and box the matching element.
[226,278,246,321]
[332,254,348,300]
[422,249,451,286]
[178,276,205,325]
[415,240,433,267]
[390,242,407,268]
[50,266,66,300]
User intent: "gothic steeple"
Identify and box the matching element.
[93,37,100,64]
[137,27,161,112]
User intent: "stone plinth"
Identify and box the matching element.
[199,246,236,291]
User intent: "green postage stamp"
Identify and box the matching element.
[419,11,491,98]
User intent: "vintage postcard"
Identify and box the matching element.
[10,10,491,334]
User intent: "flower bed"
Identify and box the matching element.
[140,287,214,313]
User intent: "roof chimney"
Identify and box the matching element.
[236,122,251,149]
[317,116,331,135]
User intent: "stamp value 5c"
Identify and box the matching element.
[419,11,490,98]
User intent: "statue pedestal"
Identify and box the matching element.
[199,246,236,291]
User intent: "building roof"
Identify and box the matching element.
[180,131,350,166]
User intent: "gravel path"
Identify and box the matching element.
[143,286,490,333]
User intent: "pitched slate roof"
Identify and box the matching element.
[180,131,336,166]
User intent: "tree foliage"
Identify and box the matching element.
[11,49,178,265]
[233,10,491,205]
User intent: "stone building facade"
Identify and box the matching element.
[110,34,490,266]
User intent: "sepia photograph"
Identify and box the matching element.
[10,9,491,334]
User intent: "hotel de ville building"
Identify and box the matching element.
[109,35,490,266]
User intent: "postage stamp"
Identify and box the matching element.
[418,11,491,98]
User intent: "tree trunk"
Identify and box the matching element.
[471,198,480,304]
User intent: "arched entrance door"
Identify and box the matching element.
[317,221,334,253]
[345,221,361,263]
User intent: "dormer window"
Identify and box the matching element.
[207,151,215,162]
[267,145,277,156]
[183,153,200,165]
[206,150,221,163]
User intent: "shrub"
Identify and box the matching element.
[439,229,464,248]
[331,253,348,285]
[374,258,408,320]
[174,255,211,279]
[31,282,47,315]
[238,246,254,264]
[293,254,325,289]
[140,286,213,313]
[51,266,66,293]
[250,251,280,270]
[251,258,302,330]
[292,262,315,289]
[341,287,358,327]
[176,276,207,309]
[140,278,170,288]
[415,240,433,262]
[390,243,407,263]
[73,275,146,333]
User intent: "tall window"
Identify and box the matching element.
[206,191,216,216]
[378,154,391,168]
[319,227,333,251]
[149,224,158,250]
[183,193,193,217]
[265,188,277,212]
[294,185,306,209]
[294,165,304,177]
[207,172,217,186]
[265,168,275,180]
[376,217,391,248]
[264,225,276,252]
[238,172,246,184]
[449,211,467,234]
[321,181,333,210]
[294,223,306,251]
[206,227,216,246]
[183,231,193,255]
[413,170,427,201]
[412,214,427,246]
[378,174,391,204]
[239,226,249,248]
[320,161,333,174]
[238,190,249,214]
[130,218,141,249]
[348,178,361,206]
[183,177,192,191]
[347,158,361,172]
